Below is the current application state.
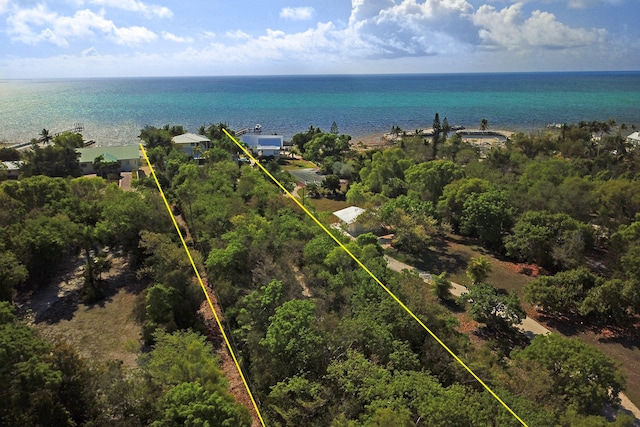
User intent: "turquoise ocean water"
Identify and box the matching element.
[1,72,639,146]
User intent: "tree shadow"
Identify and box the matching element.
[35,294,79,324]
[474,325,530,354]
[535,311,640,350]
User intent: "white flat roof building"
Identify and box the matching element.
[241,134,283,158]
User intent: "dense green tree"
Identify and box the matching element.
[95,185,169,255]
[459,189,514,249]
[359,148,412,194]
[152,382,251,427]
[0,248,28,301]
[458,283,525,331]
[438,177,492,231]
[579,278,639,324]
[291,125,322,154]
[595,178,640,226]
[13,212,80,287]
[53,132,84,149]
[524,268,600,314]
[0,302,98,426]
[404,160,463,204]
[0,146,21,161]
[514,333,625,414]
[142,330,228,394]
[261,299,325,378]
[504,210,594,270]
[265,375,329,426]
[22,142,82,177]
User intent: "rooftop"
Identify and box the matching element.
[172,133,211,144]
[333,206,365,224]
[76,145,141,163]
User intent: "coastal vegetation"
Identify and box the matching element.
[1,118,639,426]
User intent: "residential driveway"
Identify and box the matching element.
[288,168,323,185]
[119,171,133,191]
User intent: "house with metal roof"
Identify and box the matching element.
[626,131,640,146]
[333,206,367,237]
[172,133,210,158]
[76,145,142,175]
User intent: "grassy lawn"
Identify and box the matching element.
[387,233,536,297]
[34,288,142,366]
[280,158,317,170]
[307,197,350,218]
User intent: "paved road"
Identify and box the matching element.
[287,168,323,185]
[383,254,640,421]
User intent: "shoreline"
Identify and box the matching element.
[351,128,518,150]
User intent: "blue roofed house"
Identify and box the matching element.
[240,134,283,159]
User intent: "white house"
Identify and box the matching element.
[76,145,142,174]
[626,131,640,146]
[172,133,210,158]
[240,134,283,159]
[333,206,366,237]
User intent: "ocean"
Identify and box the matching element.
[1,72,639,146]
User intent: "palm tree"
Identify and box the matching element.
[479,118,489,131]
[39,128,53,145]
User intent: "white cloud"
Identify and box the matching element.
[472,2,606,50]
[225,29,251,40]
[348,0,476,58]
[81,46,99,56]
[559,0,623,8]
[7,5,158,47]
[162,31,193,43]
[280,6,315,21]
[112,25,157,45]
[89,0,173,18]
[0,0,9,15]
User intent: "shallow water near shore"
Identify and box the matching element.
[1,72,639,146]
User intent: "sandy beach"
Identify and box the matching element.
[351,129,515,151]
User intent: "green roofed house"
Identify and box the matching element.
[76,145,142,175]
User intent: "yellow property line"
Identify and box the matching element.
[223,129,529,427]
[139,144,266,427]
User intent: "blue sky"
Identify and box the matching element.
[0,0,638,78]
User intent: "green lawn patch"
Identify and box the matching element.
[307,197,349,215]
[281,158,317,170]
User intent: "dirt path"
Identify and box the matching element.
[384,254,640,422]
[173,212,262,427]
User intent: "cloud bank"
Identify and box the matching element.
[0,0,623,77]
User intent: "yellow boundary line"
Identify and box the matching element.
[223,129,529,427]
[140,144,266,427]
